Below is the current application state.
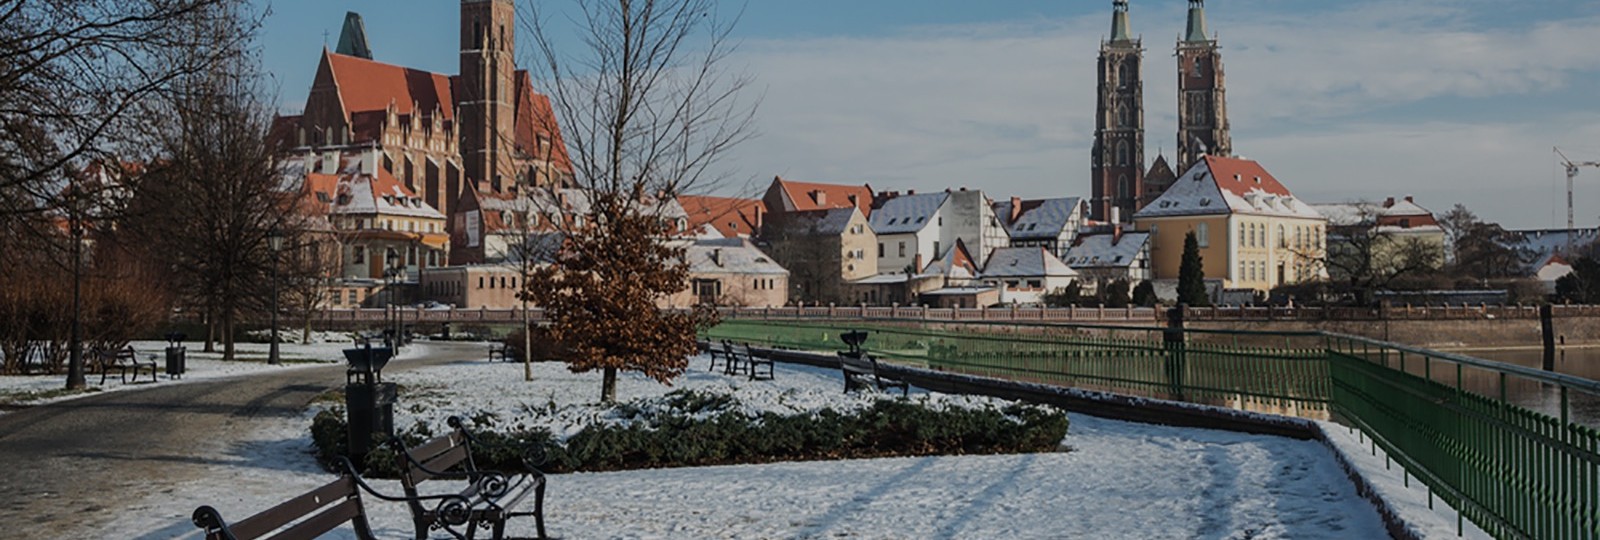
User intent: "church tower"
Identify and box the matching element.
[1091,0,1144,223]
[460,0,518,193]
[1175,0,1231,174]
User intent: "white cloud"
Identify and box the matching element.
[718,2,1600,229]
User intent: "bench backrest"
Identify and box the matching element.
[838,351,877,376]
[396,429,472,489]
[728,342,750,358]
[194,475,372,540]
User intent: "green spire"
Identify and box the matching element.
[336,11,373,59]
[1110,0,1132,43]
[1185,0,1210,43]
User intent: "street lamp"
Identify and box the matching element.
[385,249,405,351]
[268,227,283,365]
[65,180,86,390]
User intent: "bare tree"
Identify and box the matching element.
[125,6,295,362]
[0,0,245,220]
[280,225,345,344]
[1314,203,1443,306]
[521,0,756,402]
[1438,204,1478,265]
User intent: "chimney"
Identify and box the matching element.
[1113,223,1124,245]
[960,186,968,192]
[812,190,826,206]
[914,253,924,273]
[908,189,916,195]
[1111,206,1121,225]
[1009,196,1022,223]
[1383,197,1396,208]
[711,248,723,267]
[1404,195,1415,204]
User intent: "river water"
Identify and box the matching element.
[1446,346,1600,428]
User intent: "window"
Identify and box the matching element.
[356,219,366,230]
[478,277,484,289]
[898,242,906,258]
[1197,223,1209,248]
[937,216,943,227]
[1278,225,1287,248]
[1116,141,1130,166]
[933,241,941,256]
[878,243,885,258]
[353,246,365,264]
[347,290,358,304]
[408,246,417,265]
[1239,224,1246,247]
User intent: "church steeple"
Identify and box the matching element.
[1184,0,1210,43]
[1110,0,1132,43]
[335,11,373,59]
[1175,0,1231,174]
[1091,0,1144,223]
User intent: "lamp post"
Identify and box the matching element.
[268,227,283,365]
[385,250,404,351]
[65,180,86,390]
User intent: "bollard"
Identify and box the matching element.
[1540,304,1556,372]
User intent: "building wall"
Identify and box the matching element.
[1139,214,1325,292]
[839,212,878,281]
[877,226,939,275]
[942,190,1008,265]
[420,265,524,309]
[667,271,789,308]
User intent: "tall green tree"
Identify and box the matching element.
[1178,232,1210,307]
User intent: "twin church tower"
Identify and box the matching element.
[1091,0,1231,223]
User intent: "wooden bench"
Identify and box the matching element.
[488,342,509,362]
[704,340,730,372]
[96,346,157,384]
[838,351,908,396]
[730,342,773,381]
[392,416,548,540]
[192,469,375,540]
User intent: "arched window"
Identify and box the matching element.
[1118,102,1131,127]
[1117,175,1129,199]
[1278,225,1287,248]
[1116,141,1130,166]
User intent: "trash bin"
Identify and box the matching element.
[342,344,395,462]
[164,332,187,378]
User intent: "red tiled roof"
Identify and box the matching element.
[325,51,454,122]
[775,177,874,216]
[1203,156,1294,200]
[513,70,573,173]
[679,195,765,238]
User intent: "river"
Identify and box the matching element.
[1446,346,1600,428]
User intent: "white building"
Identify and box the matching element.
[980,247,1079,305]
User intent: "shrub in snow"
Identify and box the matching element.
[313,390,1069,476]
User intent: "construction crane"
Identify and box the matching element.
[1555,147,1600,254]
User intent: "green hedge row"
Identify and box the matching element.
[313,390,1069,477]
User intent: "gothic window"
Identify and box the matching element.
[1117,102,1131,127]
[1116,141,1130,166]
[1118,175,1129,199]
[474,21,484,49]
[1118,63,1133,88]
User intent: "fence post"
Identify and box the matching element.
[1541,304,1556,371]
[1165,305,1187,401]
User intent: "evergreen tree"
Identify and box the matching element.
[1104,279,1131,308]
[1131,280,1157,307]
[1178,232,1211,307]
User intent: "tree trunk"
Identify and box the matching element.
[601,367,617,403]
[221,309,235,361]
[204,306,216,353]
[301,311,312,345]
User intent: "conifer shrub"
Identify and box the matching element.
[311,390,1070,476]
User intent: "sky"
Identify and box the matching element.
[258,0,1600,230]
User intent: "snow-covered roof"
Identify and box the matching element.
[1311,199,1441,232]
[686,239,788,275]
[333,169,444,220]
[870,192,948,235]
[779,207,859,236]
[1064,232,1150,269]
[1508,228,1600,257]
[851,274,909,285]
[999,198,1083,240]
[920,240,978,280]
[1134,156,1322,220]
[981,247,1078,278]
[921,286,998,296]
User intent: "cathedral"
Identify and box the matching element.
[274,0,573,223]
[1091,0,1231,223]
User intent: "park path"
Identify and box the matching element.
[0,341,487,538]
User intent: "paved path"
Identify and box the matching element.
[0,341,487,537]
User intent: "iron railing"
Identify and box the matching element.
[702,318,1600,539]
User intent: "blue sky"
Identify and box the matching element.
[259,1,1600,229]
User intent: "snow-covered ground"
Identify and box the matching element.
[0,335,352,411]
[108,356,1411,539]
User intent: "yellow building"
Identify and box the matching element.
[1133,156,1326,292]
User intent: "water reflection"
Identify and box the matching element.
[1440,347,1600,428]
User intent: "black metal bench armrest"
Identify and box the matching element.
[191,506,241,540]
[386,436,485,483]
[337,457,478,526]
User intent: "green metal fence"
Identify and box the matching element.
[1328,335,1600,540]
[702,318,1600,539]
